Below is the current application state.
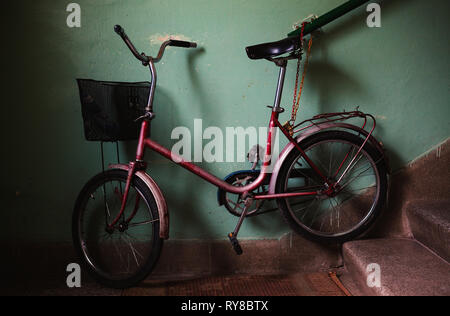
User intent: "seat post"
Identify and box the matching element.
[272,60,287,112]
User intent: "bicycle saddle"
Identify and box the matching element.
[245,36,300,60]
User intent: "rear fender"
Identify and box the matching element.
[109,164,169,239]
[268,122,389,194]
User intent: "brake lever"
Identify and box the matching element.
[134,112,155,122]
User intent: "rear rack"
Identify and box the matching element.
[293,109,376,137]
[292,109,381,181]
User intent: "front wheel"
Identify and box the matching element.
[275,131,388,244]
[72,169,163,288]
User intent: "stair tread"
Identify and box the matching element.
[407,200,450,226]
[406,200,450,261]
[343,238,450,296]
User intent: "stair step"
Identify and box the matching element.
[343,238,450,296]
[406,200,450,262]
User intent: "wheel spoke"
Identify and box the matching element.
[292,198,316,214]
[123,234,142,267]
[339,163,376,190]
[337,150,365,184]
[128,218,159,227]
[294,162,320,185]
[330,197,340,231]
[328,142,334,178]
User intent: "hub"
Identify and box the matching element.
[322,180,341,198]
[118,222,128,232]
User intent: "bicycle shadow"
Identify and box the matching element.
[302,0,410,116]
[187,47,208,108]
[302,20,368,116]
[186,47,290,235]
[306,60,366,113]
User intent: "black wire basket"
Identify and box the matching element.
[76,79,151,142]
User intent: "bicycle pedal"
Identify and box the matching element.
[228,233,243,255]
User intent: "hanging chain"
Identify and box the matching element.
[283,21,314,136]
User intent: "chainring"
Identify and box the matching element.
[218,170,268,217]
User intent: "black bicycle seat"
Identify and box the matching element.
[245,36,300,60]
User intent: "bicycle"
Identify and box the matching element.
[73,25,389,288]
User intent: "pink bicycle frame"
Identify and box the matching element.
[107,29,387,241]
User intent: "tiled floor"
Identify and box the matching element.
[123,273,348,296]
[3,272,349,296]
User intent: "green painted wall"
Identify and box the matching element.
[2,0,449,243]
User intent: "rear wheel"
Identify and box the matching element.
[72,169,163,288]
[275,131,388,244]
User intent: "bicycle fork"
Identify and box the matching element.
[107,161,140,229]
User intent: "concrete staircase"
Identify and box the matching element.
[342,200,450,296]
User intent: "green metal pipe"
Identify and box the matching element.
[287,0,370,37]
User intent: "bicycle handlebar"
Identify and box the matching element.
[114,24,197,65]
[169,39,197,48]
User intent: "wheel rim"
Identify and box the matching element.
[77,176,158,281]
[283,138,381,238]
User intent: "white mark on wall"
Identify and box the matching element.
[292,14,318,30]
[149,33,194,46]
[375,115,387,120]
[408,138,448,168]
[436,145,442,159]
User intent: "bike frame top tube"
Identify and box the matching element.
[143,113,277,195]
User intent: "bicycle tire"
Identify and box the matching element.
[72,169,163,288]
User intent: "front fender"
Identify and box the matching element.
[109,164,169,240]
[268,123,389,194]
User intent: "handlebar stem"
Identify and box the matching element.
[145,60,157,112]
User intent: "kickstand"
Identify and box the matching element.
[228,198,253,255]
